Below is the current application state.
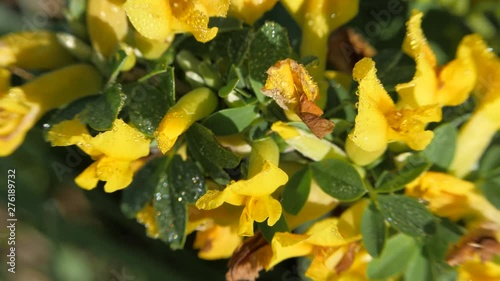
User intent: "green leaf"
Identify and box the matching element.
[121,157,166,218]
[203,105,258,136]
[478,177,500,209]
[106,49,128,85]
[367,233,418,279]
[44,95,99,134]
[479,145,500,178]
[248,22,292,84]
[375,154,431,192]
[123,68,173,136]
[378,194,436,237]
[421,123,457,170]
[258,214,289,242]
[282,168,311,215]
[422,219,462,281]
[373,49,416,91]
[80,84,126,131]
[361,203,386,258]
[186,123,241,185]
[310,159,365,201]
[404,249,433,281]
[154,155,206,250]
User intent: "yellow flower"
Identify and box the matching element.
[196,137,288,236]
[346,58,441,166]
[267,200,368,281]
[406,172,500,224]
[395,10,476,108]
[458,256,500,281]
[449,34,500,178]
[229,0,278,25]
[123,0,230,43]
[155,87,218,154]
[0,31,75,69]
[271,121,345,161]
[188,204,243,260]
[0,64,102,156]
[281,0,359,106]
[262,59,334,138]
[48,119,151,192]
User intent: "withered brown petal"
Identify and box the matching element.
[226,233,269,281]
[446,229,500,266]
[298,96,334,139]
[328,27,377,74]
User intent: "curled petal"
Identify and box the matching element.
[75,161,100,190]
[229,161,288,197]
[170,0,229,42]
[155,87,218,154]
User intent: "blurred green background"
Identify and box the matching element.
[1,0,499,280]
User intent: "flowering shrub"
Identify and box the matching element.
[2,0,500,280]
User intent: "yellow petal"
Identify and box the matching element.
[194,224,242,260]
[0,31,75,69]
[345,136,386,166]
[350,58,393,152]
[87,0,128,57]
[90,119,150,160]
[246,196,282,225]
[124,0,172,41]
[401,10,437,69]
[406,172,476,220]
[305,218,349,247]
[272,121,346,161]
[155,87,218,154]
[385,105,441,151]
[337,200,368,238]
[21,64,103,114]
[47,119,90,147]
[170,0,229,43]
[268,232,313,268]
[75,161,100,190]
[136,203,160,238]
[96,157,134,192]
[134,32,174,60]
[0,89,39,156]
[435,57,475,106]
[458,257,500,281]
[238,206,255,236]
[285,180,339,230]
[229,161,288,197]
[196,189,228,210]
[0,68,10,92]
[229,0,278,24]
[262,59,318,112]
[248,137,280,177]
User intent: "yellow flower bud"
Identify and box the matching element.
[0,31,75,69]
[155,87,218,154]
